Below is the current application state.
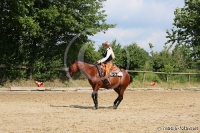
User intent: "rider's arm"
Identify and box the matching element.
[100,49,112,63]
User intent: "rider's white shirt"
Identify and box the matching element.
[100,47,112,63]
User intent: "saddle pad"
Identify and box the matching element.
[109,71,123,77]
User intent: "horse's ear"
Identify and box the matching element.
[71,60,76,63]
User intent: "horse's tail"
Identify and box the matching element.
[129,74,133,84]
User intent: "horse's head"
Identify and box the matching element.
[66,61,79,78]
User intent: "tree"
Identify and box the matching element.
[123,43,149,70]
[166,0,200,58]
[151,45,178,72]
[110,40,125,68]
[78,42,101,64]
[171,44,192,70]
[0,0,115,81]
[149,43,195,81]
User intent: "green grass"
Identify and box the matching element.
[129,80,200,89]
[1,69,200,89]
[0,79,90,88]
[1,78,200,89]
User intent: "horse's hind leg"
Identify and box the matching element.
[113,87,124,109]
[113,87,120,106]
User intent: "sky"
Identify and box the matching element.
[89,0,185,53]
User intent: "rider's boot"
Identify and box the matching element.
[102,78,110,85]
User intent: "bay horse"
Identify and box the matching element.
[66,61,132,109]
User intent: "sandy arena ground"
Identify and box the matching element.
[0,90,200,133]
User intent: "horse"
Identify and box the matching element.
[66,61,133,109]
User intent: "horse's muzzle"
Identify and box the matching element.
[66,71,71,78]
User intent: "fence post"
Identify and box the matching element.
[188,73,190,82]
[166,74,168,82]
[142,72,146,82]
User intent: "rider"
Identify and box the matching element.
[97,41,115,85]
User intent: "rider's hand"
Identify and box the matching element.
[97,60,101,64]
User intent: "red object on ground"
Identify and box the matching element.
[35,81,44,87]
[151,82,156,87]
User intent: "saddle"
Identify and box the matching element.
[96,63,123,77]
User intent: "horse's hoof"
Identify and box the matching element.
[93,106,98,110]
[113,105,118,109]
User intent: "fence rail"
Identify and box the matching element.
[127,70,200,82]
[1,64,200,82]
[0,64,32,69]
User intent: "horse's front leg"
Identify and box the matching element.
[91,91,98,109]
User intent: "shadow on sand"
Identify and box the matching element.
[50,105,113,109]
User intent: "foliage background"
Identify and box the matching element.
[1,0,200,87]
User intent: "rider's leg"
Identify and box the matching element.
[103,62,113,85]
